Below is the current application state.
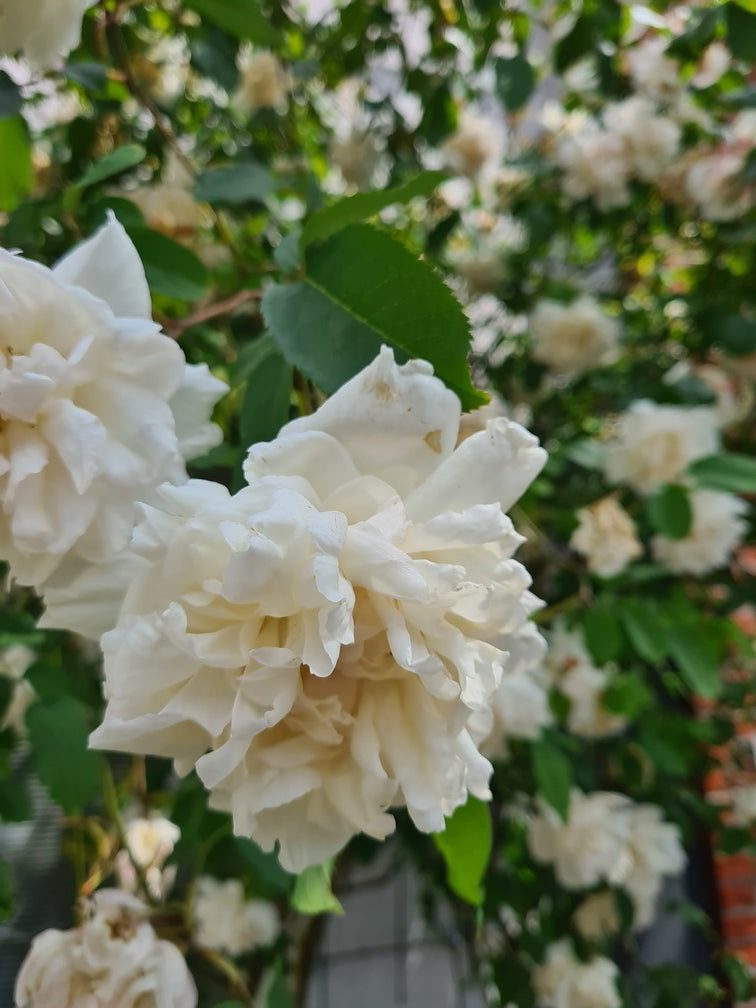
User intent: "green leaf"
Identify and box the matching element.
[63,62,108,93]
[554,16,595,73]
[531,736,572,821]
[620,599,667,664]
[183,0,279,46]
[264,224,485,410]
[602,673,652,719]
[291,860,343,916]
[667,624,722,699]
[0,71,22,120]
[0,116,33,212]
[194,162,274,206]
[667,8,721,60]
[0,677,12,723]
[232,836,292,895]
[300,171,447,249]
[240,346,291,448]
[582,605,623,665]
[726,2,756,62]
[564,439,604,470]
[264,964,295,1008]
[645,484,693,539]
[0,776,31,822]
[432,795,491,905]
[274,231,301,273]
[688,453,756,493]
[74,144,146,189]
[126,228,209,301]
[26,696,102,813]
[0,855,11,923]
[702,314,756,356]
[494,55,536,111]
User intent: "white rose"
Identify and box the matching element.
[443,110,505,180]
[0,215,226,638]
[14,889,197,1008]
[330,133,382,189]
[529,296,620,379]
[115,811,181,901]
[730,784,756,827]
[0,643,35,734]
[605,96,681,182]
[653,489,748,576]
[527,790,633,889]
[686,151,755,222]
[91,346,546,872]
[570,496,642,578]
[555,126,632,210]
[0,0,96,69]
[191,877,279,956]
[572,891,619,941]
[233,50,291,115]
[603,400,719,494]
[617,803,686,929]
[544,622,625,738]
[125,154,212,242]
[534,939,621,1008]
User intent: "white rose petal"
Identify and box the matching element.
[0,0,96,69]
[92,346,546,871]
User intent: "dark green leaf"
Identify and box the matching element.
[265,224,485,409]
[554,16,595,72]
[602,673,652,718]
[126,228,209,301]
[0,855,11,922]
[183,0,279,46]
[274,231,301,273]
[667,624,722,699]
[300,172,447,249]
[0,678,12,723]
[432,795,491,906]
[264,965,295,1008]
[0,116,33,212]
[0,776,31,822]
[701,313,756,356]
[232,836,292,895]
[63,62,108,93]
[667,8,721,60]
[0,71,22,120]
[688,453,756,493]
[726,2,756,62]
[582,605,623,665]
[645,484,693,539]
[240,346,291,448]
[531,736,572,821]
[194,162,274,206]
[74,144,146,188]
[494,55,536,111]
[26,695,102,813]
[620,599,667,664]
[291,860,343,916]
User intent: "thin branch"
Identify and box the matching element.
[160,289,261,339]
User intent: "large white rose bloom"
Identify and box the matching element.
[570,496,642,578]
[534,939,620,1008]
[0,216,226,637]
[603,400,719,495]
[191,877,279,956]
[528,296,620,380]
[527,790,632,889]
[653,489,748,576]
[544,622,624,738]
[14,889,197,1008]
[0,0,96,69]
[233,50,291,115]
[91,346,546,871]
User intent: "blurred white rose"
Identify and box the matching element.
[686,151,755,222]
[572,891,619,941]
[617,803,686,929]
[91,346,546,871]
[534,939,620,1008]
[555,125,632,210]
[14,889,196,1008]
[729,784,756,827]
[233,50,291,115]
[115,811,181,901]
[0,0,96,69]
[0,643,35,734]
[191,877,279,956]
[443,110,505,180]
[603,400,719,494]
[570,496,642,578]
[605,96,681,182]
[626,36,681,99]
[652,489,748,575]
[0,215,226,638]
[529,296,620,379]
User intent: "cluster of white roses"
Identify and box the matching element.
[528,789,685,933]
[533,938,620,1008]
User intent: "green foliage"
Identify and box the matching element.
[194,163,275,206]
[687,453,756,493]
[291,860,344,916]
[0,116,33,212]
[494,56,536,111]
[0,855,11,923]
[74,144,146,189]
[531,736,572,821]
[182,0,279,46]
[432,795,492,905]
[127,228,209,301]
[644,484,693,539]
[25,696,102,814]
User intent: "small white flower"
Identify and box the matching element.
[0,643,35,734]
[233,50,291,115]
[191,876,279,956]
[572,891,619,941]
[626,36,681,100]
[330,133,382,189]
[570,496,642,578]
[529,296,620,379]
[603,400,719,495]
[544,622,624,738]
[555,125,632,210]
[653,489,748,575]
[0,0,96,69]
[686,151,755,222]
[534,939,621,1008]
[605,96,681,182]
[443,110,505,180]
[14,889,197,1008]
[115,810,181,901]
[91,346,546,872]
[0,216,226,638]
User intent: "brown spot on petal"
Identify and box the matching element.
[372,380,394,401]
[424,429,442,453]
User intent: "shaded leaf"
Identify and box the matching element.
[531,736,572,821]
[494,55,536,111]
[582,604,623,665]
[645,484,692,539]
[26,695,102,813]
[183,0,279,46]
[240,346,291,448]
[667,624,722,699]
[688,453,756,493]
[0,71,22,120]
[726,2,756,62]
[126,228,209,301]
[620,599,667,664]
[74,144,145,189]
[194,162,274,206]
[0,116,33,213]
